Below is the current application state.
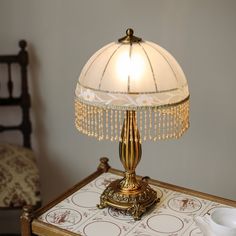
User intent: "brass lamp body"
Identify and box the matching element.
[76,29,190,220]
[97,111,159,220]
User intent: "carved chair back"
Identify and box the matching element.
[0,40,32,148]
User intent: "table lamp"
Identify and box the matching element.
[75,29,190,220]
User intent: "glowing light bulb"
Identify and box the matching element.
[116,50,144,82]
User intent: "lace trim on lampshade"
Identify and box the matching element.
[75,84,189,110]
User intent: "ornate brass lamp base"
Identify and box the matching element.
[97,177,159,220]
[97,111,160,220]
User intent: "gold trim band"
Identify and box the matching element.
[75,95,190,111]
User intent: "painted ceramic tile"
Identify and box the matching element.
[38,172,230,236]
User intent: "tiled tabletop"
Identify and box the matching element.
[38,172,230,236]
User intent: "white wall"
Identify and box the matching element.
[0,0,235,230]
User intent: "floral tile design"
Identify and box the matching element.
[38,173,229,236]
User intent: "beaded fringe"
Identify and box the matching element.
[75,98,189,142]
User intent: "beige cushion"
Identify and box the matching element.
[0,143,41,208]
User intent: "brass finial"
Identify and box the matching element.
[126,28,134,37]
[118,28,142,44]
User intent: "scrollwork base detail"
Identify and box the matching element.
[97,179,159,220]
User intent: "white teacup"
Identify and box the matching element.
[194,208,236,236]
[211,208,236,235]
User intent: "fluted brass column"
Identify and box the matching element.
[97,111,158,220]
[119,111,141,192]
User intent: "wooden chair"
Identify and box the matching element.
[0,40,41,234]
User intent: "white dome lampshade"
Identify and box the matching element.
[75,29,189,141]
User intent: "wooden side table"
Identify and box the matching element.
[21,158,236,236]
